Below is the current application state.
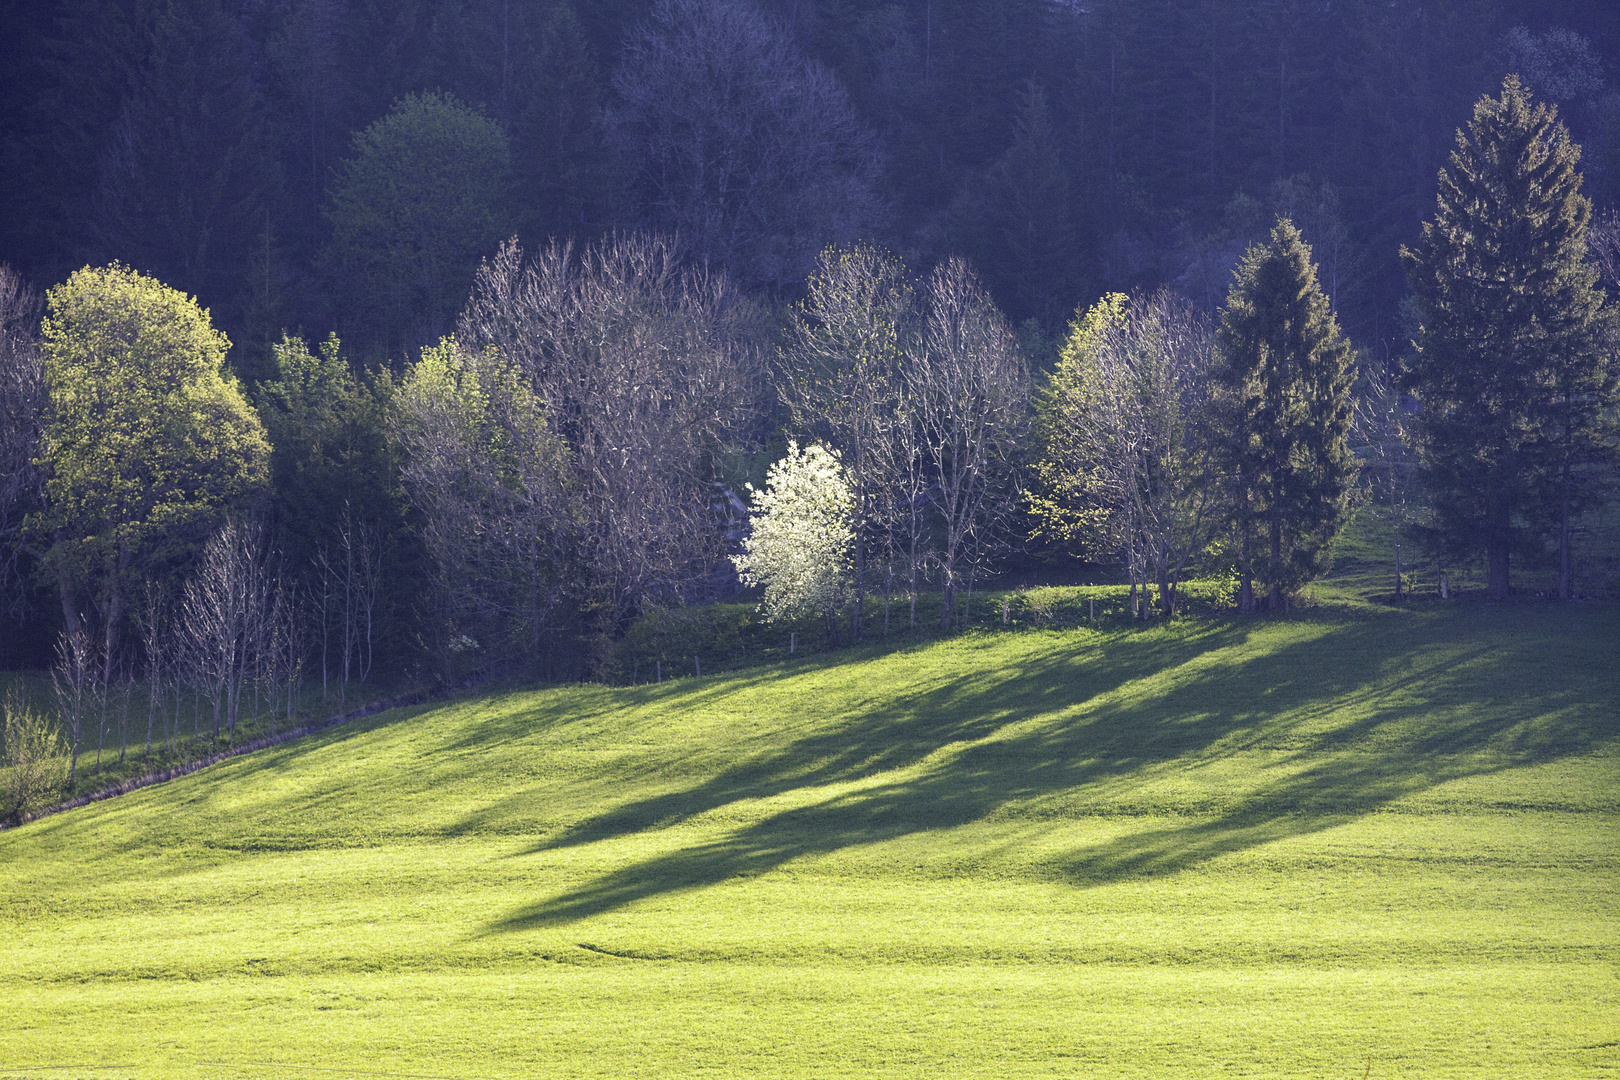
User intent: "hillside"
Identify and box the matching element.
[2,597,1617,1077]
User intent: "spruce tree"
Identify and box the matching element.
[1401,76,1615,601]
[1217,217,1356,611]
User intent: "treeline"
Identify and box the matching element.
[4,71,1618,733]
[2,0,1618,375]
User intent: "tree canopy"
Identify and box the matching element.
[1217,218,1356,610]
[31,263,268,673]
[322,92,513,363]
[1402,76,1616,600]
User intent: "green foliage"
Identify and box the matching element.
[1401,76,1617,599]
[950,84,1084,327]
[322,92,513,363]
[1027,292,1130,556]
[1,598,1615,1074]
[609,602,763,680]
[395,338,573,674]
[257,334,400,578]
[85,0,280,325]
[1217,218,1356,607]
[2,691,65,821]
[32,263,269,600]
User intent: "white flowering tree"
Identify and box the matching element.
[731,442,854,639]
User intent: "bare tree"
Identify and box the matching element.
[0,266,43,617]
[51,625,92,787]
[909,259,1030,629]
[312,505,382,705]
[1588,211,1620,295]
[266,576,305,730]
[458,235,764,634]
[890,376,931,630]
[396,338,573,678]
[133,580,168,759]
[609,0,883,291]
[781,243,915,640]
[179,518,276,743]
[1353,354,1419,600]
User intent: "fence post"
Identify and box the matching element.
[656,660,662,684]
[789,632,796,654]
[694,655,701,678]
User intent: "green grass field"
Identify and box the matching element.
[2,585,1618,1077]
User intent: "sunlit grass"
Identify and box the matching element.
[1,590,1616,1076]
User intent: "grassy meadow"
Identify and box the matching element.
[1,561,1617,1076]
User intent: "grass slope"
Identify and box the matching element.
[2,600,1617,1078]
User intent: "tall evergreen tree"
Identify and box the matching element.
[953,84,1083,329]
[88,0,281,320]
[1216,217,1356,611]
[1401,76,1615,601]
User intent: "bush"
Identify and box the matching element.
[4,692,67,822]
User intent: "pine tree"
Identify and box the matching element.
[87,0,280,318]
[1401,76,1615,601]
[953,83,1082,329]
[1216,217,1356,611]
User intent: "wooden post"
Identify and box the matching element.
[789,632,796,654]
[656,660,661,683]
[694,655,701,677]
[1089,597,1095,620]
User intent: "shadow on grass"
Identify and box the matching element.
[477,604,1618,933]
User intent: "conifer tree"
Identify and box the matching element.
[1216,217,1356,611]
[1401,76,1615,601]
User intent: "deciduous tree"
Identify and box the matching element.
[781,243,914,641]
[731,441,855,637]
[910,258,1029,629]
[323,92,513,363]
[396,337,572,678]
[609,0,882,291]
[32,264,270,691]
[1033,290,1217,618]
[458,234,764,631]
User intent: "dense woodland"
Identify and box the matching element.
[1,0,1619,718]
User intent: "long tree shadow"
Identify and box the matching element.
[465,621,1249,847]
[480,607,1618,934]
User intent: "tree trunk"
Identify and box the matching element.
[1486,541,1510,601]
[852,527,864,643]
[1558,458,1572,601]
[1391,483,1403,601]
[1268,518,1283,611]
[59,584,82,787]
[939,564,956,631]
[908,528,918,628]
[1238,521,1254,613]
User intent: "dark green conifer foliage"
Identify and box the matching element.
[1401,76,1615,601]
[954,84,1082,329]
[1217,217,1356,611]
[256,334,399,581]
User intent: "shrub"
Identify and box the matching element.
[4,692,67,822]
